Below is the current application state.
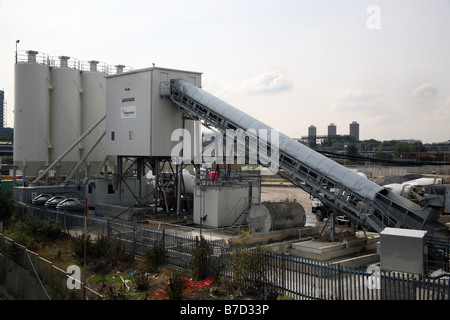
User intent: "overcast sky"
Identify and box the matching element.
[1,0,449,143]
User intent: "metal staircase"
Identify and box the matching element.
[169,78,435,234]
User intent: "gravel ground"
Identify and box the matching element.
[373,174,424,186]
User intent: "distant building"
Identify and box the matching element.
[298,121,360,147]
[0,90,4,129]
[308,125,317,147]
[328,123,337,137]
[349,121,359,141]
[0,90,13,139]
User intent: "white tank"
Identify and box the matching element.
[182,169,195,194]
[14,50,51,177]
[80,61,108,175]
[49,56,82,176]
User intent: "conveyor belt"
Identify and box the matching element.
[170,78,432,233]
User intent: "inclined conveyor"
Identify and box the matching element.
[169,78,438,234]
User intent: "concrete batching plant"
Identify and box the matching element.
[12,49,449,240]
[8,47,449,295]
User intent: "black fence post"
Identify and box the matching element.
[105,219,109,241]
[337,263,342,300]
[162,228,166,258]
[281,253,285,297]
[132,219,136,257]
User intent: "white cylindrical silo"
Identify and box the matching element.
[80,60,108,176]
[49,56,82,176]
[14,50,51,178]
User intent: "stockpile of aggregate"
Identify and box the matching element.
[373,174,424,186]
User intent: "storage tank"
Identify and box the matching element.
[247,201,306,233]
[182,169,195,194]
[80,60,108,175]
[14,50,51,178]
[49,56,82,176]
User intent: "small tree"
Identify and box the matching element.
[132,271,150,291]
[227,230,269,298]
[167,272,186,300]
[191,236,209,280]
[145,240,165,272]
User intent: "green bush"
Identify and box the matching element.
[167,272,186,300]
[108,239,134,263]
[71,234,94,261]
[191,236,209,280]
[5,214,63,248]
[277,295,292,300]
[72,235,134,265]
[132,271,150,291]
[92,235,110,257]
[226,230,269,298]
[144,241,165,272]
[5,218,36,248]
[0,189,13,226]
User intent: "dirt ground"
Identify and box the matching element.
[261,186,311,209]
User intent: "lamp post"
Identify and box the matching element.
[15,40,20,63]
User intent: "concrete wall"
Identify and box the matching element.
[0,254,49,300]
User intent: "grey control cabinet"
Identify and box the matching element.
[380,227,427,275]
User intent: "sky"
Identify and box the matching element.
[0,0,449,144]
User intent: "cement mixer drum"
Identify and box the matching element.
[247,201,306,233]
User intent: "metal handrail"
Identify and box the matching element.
[15,50,133,74]
[16,50,50,65]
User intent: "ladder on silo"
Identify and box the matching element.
[194,170,207,224]
[199,185,206,223]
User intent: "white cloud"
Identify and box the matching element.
[243,71,293,94]
[411,82,438,98]
[2,1,450,143]
[331,89,385,114]
[204,71,294,103]
[445,97,450,106]
[429,97,450,123]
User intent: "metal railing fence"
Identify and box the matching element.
[0,233,103,300]
[252,253,449,300]
[7,204,450,300]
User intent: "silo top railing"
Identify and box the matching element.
[16,50,50,65]
[15,50,133,75]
